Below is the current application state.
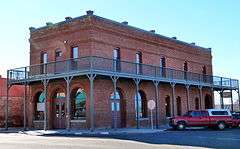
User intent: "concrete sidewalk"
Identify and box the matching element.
[1,125,170,136]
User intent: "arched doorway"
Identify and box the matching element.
[205,94,213,109]
[195,97,200,110]
[52,89,66,129]
[176,96,182,116]
[165,95,171,117]
[110,88,126,128]
[135,90,147,118]
[34,91,45,120]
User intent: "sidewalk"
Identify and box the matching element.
[1,125,170,136]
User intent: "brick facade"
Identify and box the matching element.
[0,76,24,127]
[27,11,214,129]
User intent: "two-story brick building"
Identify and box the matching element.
[7,11,239,130]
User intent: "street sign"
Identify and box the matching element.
[148,99,156,129]
[148,100,156,110]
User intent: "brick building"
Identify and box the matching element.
[0,76,24,127]
[7,11,239,130]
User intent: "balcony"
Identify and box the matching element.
[8,56,239,90]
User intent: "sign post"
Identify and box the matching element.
[148,99,156,129]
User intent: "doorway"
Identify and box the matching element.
[53,91,66,129]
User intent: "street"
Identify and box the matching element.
[0,128,240,149]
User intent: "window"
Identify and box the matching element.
[165,95,171,117]
[195,97,200,110]
[35,92,45,120]
[160,57,166,77]
[183,61,188,80]
[176,96,182,116]
[71,88,86,120]
[211,111,229,116]
[190,111,202,117]
[202,65,207,82]
[135,90,147,118]
[71,47,78,59]
[55,50,62,58]
[40,52,48,74]
[71,47,79,70]
[113,48,121,71]
[136,52,142,74]
[110,90,121,111]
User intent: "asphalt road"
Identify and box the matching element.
[0,128,240,149]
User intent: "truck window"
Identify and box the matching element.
[201,111,209,117]
[191,111,201,117]
[211,111,229,116]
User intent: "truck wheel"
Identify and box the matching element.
[177,122,186,130]
[217,122,225,130]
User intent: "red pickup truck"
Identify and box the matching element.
[169,109,232,130]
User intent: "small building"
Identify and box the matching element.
[7,11,239,130]
[0,76,24,127]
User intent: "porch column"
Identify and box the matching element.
[170,83,176,117]
[64,76,73,131]
[220,90,224,109]
[134,78,140,129]
[43,79,49,131]
[23,82,27,131]
[186,85,190,111]
[23,67,27,131]
[153,81,159,129]
[198,86,203,109]
[87,74,96,131]
[230,89,233,112]
[111,76,119,130]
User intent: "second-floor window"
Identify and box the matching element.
[160,57,166,77]
[71,47,79,70]
[71,47,79,59]
[183,61,188,80]
[40,52,48,74]
[113,48,121,71]
[202,65,207,82]
[136,51,142,74]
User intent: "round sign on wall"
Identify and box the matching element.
[148,100,156,110]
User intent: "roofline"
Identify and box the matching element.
[29,13,212,52]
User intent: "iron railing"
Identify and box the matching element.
[8,56,239,89]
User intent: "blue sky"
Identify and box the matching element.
[0,0,239,84]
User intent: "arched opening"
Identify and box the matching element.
[71,88,86,120]
[165,95,171,117]
[135,90,147,118]
[34,91,45,120]
[195,97,200,110]
[205,94,213,109]
[110,88,126,128]
[176,96,182,116]
[52,89,66,129]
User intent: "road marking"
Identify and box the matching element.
[198,136,240,141]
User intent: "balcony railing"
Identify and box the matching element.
[8,56,239,89]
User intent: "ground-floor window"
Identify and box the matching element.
[176,96,182,116]
[205,94,213,109]
[135,90,147,118]
[165,95,171,117]
[195,97,200,110]
[35,91,45,120]
[71,88,86,120]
